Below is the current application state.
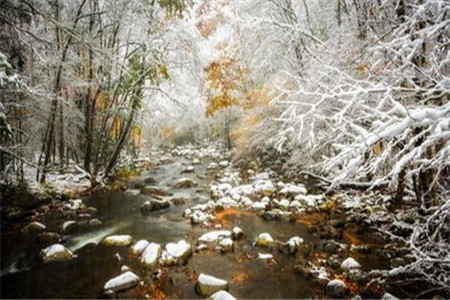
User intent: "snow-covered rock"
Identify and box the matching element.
[191,211,208,224]
[182,165,195,173]
[278,199,290,210]
[326,279,348,298]
[295,194,323,207]
[103,271,140,292]
[340,257,361,271]
[131,240,150,256]
[232,227,244,240]
[253,172,269,180]
[218,160,229,167]
[252,201,268,212]
[40,244,75,263]
[22,221,46,233]
[286,236,304,254]
[207,162,219,170]
[279,184,307,197]
[199,231,231,243]
[162,240,192,264]
[210,290,236,300]
[289,200,301,210]
[255,233,274,247]
[218,238,234,252]
[254,180,275,196]
[62,220,79,234]
[196,273,229,297]
[102,235,133,247]
[218,197,238,208]
[140,243,161,266]
[381,293,400,300]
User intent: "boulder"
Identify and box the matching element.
[255,233,274,247]
[218,238,234,252]
[218,161,229,168]
[286,236,304,254]
[22,221,46,234]
[62,220,78,234]
[278,199,290,211]
[196,273,229,297]
[341,257,361,271]
[191,211,208,224]
[172,197,187,205]
[181,165,195,173]
[140,199,170,214]
[141,186,170,197]
[207,162,219,170]
[152,199,170,211]
[131,240,150,256]
[143,176,157,185]
[102,235,133,247]
[140,243,161,266]
[160,240,192,265]
[232,227,244,240]
[103,271,140,292]
[210,290,236,300]
[173,178,194,191]
[326,279,348,298]
[37,232,62,246]
[252,201,268,212]
[40,244,75,263]
[254,180,275,196]
[279,184,307,197]
[381,293,399,300]
[89,218,102,227]
[199,231,231,243]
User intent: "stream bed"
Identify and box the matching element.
[1,155,392,299]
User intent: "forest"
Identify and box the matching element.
[0,0,449,299]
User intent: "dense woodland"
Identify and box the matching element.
[0,0,449,299]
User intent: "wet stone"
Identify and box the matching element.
[103,271,140,292]
[40,244,75,263]
[22,221,46,234]
[196,273,229,297]
[326,279,348,298]
[62,220,78,234]
[37,232,62,246]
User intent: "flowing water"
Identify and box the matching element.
[1,157,389,299]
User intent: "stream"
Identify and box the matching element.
[1,154,391,299]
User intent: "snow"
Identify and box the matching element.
[199,231,231,243]
[103,271,140,292]
[140,243,161,266]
